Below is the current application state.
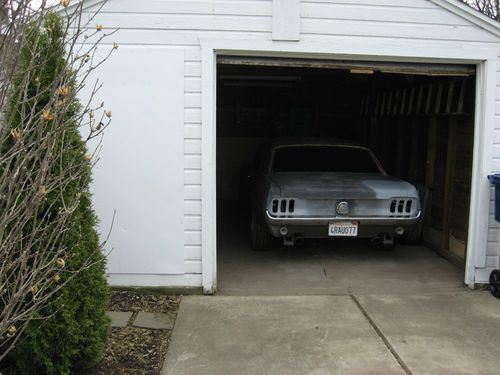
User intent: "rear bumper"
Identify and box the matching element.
[265,210,421,226]
[264,210,421,238]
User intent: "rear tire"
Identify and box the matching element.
[251,210,273,251]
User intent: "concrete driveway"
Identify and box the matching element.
[163,292,500,375]
[163,217,500,374]
[216,213,464,297]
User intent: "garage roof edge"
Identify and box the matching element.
[55,0,106,14]
[429,0,500,38]
[59,0,500,39]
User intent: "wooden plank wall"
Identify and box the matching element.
[359,77,475,265]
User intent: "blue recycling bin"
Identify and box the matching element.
[488,174,500,222]
[487,175,500,298]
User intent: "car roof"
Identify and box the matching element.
[262,138,386,175]
[266,138,367,149]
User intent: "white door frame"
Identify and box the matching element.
[200,38,498,294]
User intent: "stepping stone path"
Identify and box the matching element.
[133,312,175,330]
[107,310,174,329]
[107,311,133,328]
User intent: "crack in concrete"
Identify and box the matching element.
[314,248,329,280]
[350,294,412,375]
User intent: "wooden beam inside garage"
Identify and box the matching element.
[425,118,438,190]
[423,117,438,246]
[409,120,420,182]
[442,118,457,251]
[217,57,476,76]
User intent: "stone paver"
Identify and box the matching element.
[133,311,175,330]
[107,311,133,328]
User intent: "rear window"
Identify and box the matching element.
[272,146,381,173]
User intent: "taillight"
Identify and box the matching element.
[390,199,413,215]
[271,199,295,214]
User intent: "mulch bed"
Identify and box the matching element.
[91,291,180,375]
[107,291,179,315]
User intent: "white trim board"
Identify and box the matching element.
[201,45,217,294]
[201,38,498,293]
[429,0,500,38]
[272,0,300,41]
[107,273,202,287]
[70,0,500,38]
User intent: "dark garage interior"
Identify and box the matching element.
[215,56,476,294]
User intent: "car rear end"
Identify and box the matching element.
[264,193,421,240]
[261,142,421,246]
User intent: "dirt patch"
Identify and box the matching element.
[92,291,180,375]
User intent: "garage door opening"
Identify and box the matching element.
[215,56,476,295]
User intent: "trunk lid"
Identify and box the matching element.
[270,172,414,199]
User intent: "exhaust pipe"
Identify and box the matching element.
[283,235,304,247]
[294,236,304,246]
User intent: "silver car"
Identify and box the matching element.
[247,139,421,250]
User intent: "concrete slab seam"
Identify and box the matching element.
[160,295,183,374]
[350,294,412,375]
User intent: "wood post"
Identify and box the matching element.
[424,117,438,230]
[442,118,457,250]
[409,119,420,181]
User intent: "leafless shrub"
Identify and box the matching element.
[0,0,116,360]
[461,0,500,21]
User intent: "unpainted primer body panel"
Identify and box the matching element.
[253,142,421,239]
[270,172,416,200]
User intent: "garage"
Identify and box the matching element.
[215,56,476,294]
[81,0,500,292]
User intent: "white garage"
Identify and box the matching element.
[79,0,500,294]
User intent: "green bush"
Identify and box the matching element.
[4,12,110,375]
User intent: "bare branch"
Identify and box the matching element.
[0,0,116,361]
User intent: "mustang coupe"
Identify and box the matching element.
[247,139,421,250]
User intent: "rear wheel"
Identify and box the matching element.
[251,210,273,251]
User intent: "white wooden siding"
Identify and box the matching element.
[82,46,187,276]
[486,55,500,277]
[83,0,500,287]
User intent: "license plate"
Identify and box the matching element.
[328,222,358,237]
